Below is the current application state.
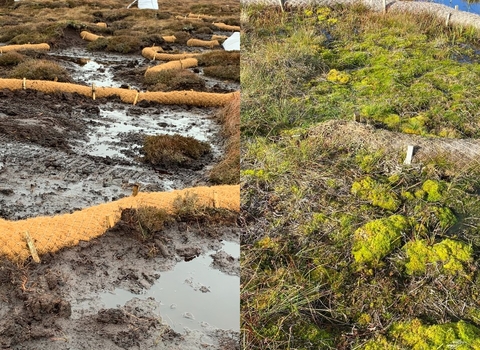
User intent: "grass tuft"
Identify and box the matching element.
[143,134,211,167]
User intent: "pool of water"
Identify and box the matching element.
[73,240,240,334]
[428,0,480,14]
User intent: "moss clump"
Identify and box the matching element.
[326,69,350,84]
[143,134,211,167]
[352,215,409,266]
[255,236,280,251]
[363,320,480,349]
[403,238,473,275]
[293,321,334,347]
[390,319,480,349]
[355,150,384,173]
[8,59,71,82]
[421,179,447,202]
[432,206,457,230]
[351,176,401,211]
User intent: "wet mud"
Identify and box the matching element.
[0,216,240,350]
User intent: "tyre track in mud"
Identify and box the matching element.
[0,136,167,220]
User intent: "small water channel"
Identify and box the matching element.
[429,0,480,14]
[73,240,240,334]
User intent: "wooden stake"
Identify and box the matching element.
[383,0,386,13]
[455,5,458,10]
[132,183,139,197]
[213,191,219,208]
[106,215,115,228]
[133,92,139,105]
[25,231,40,263]
[22,77,26,90]
[92,83,96,100]
[446,13,451,26]
[404,145,414,165]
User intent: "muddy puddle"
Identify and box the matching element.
[73,240,240,334]
[78,102,221,161]
[50,47,143,89]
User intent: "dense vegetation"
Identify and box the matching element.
[241,4,480,349]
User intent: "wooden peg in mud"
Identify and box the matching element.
[22,77,26,90]
[133,92,139,105]
[132,183,140,197]
[106,215,115,228]
[446,13,451,26]
[92,83,96,100]
[213,190,219,208]
[25,231,40,263]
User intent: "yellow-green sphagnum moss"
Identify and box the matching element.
[403,238,473,275]
[353,215,409,266]
[432,206,457,230]
[326,69,350,84]
[422,179,447,202]
[351,176,401,211]
[389,319,480,349]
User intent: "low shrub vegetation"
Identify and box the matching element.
[143,134,211,167]
[8,59,71,81]
[144,69,206,92]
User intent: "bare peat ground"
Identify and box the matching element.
[0,217,240,350]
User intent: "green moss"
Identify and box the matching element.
[432,206,457,230]
[352,215,409,266]
[401,191,415,201]
[326,69,350,84]
[355,150,384,173]
[389,319,480,349]
[422,179,447,202]
[403,238,473,275]
[351,176,401,211]
[362,336,397,350]
[255,236,280,251]
[302,212,327,235]
[294,321,334,345]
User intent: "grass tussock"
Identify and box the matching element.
[120,206,172,241]
[0,51,25,66]
[9,59,71,81]
[203,65,239,82]
[143,134,211,167]
[197,51,240,66]
[209,91,240,185]
[172,192,238,226]
[144,69,205,92]
[242,4,480,349]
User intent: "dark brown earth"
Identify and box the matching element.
[0,213,240,350]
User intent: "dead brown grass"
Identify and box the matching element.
[8,59,71,82]
[197,51,240,66]
[143,134,211,167]
[145,69,205,92]
[0,51,26,66]
[209,91,240,184]
[203,65,240,82]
